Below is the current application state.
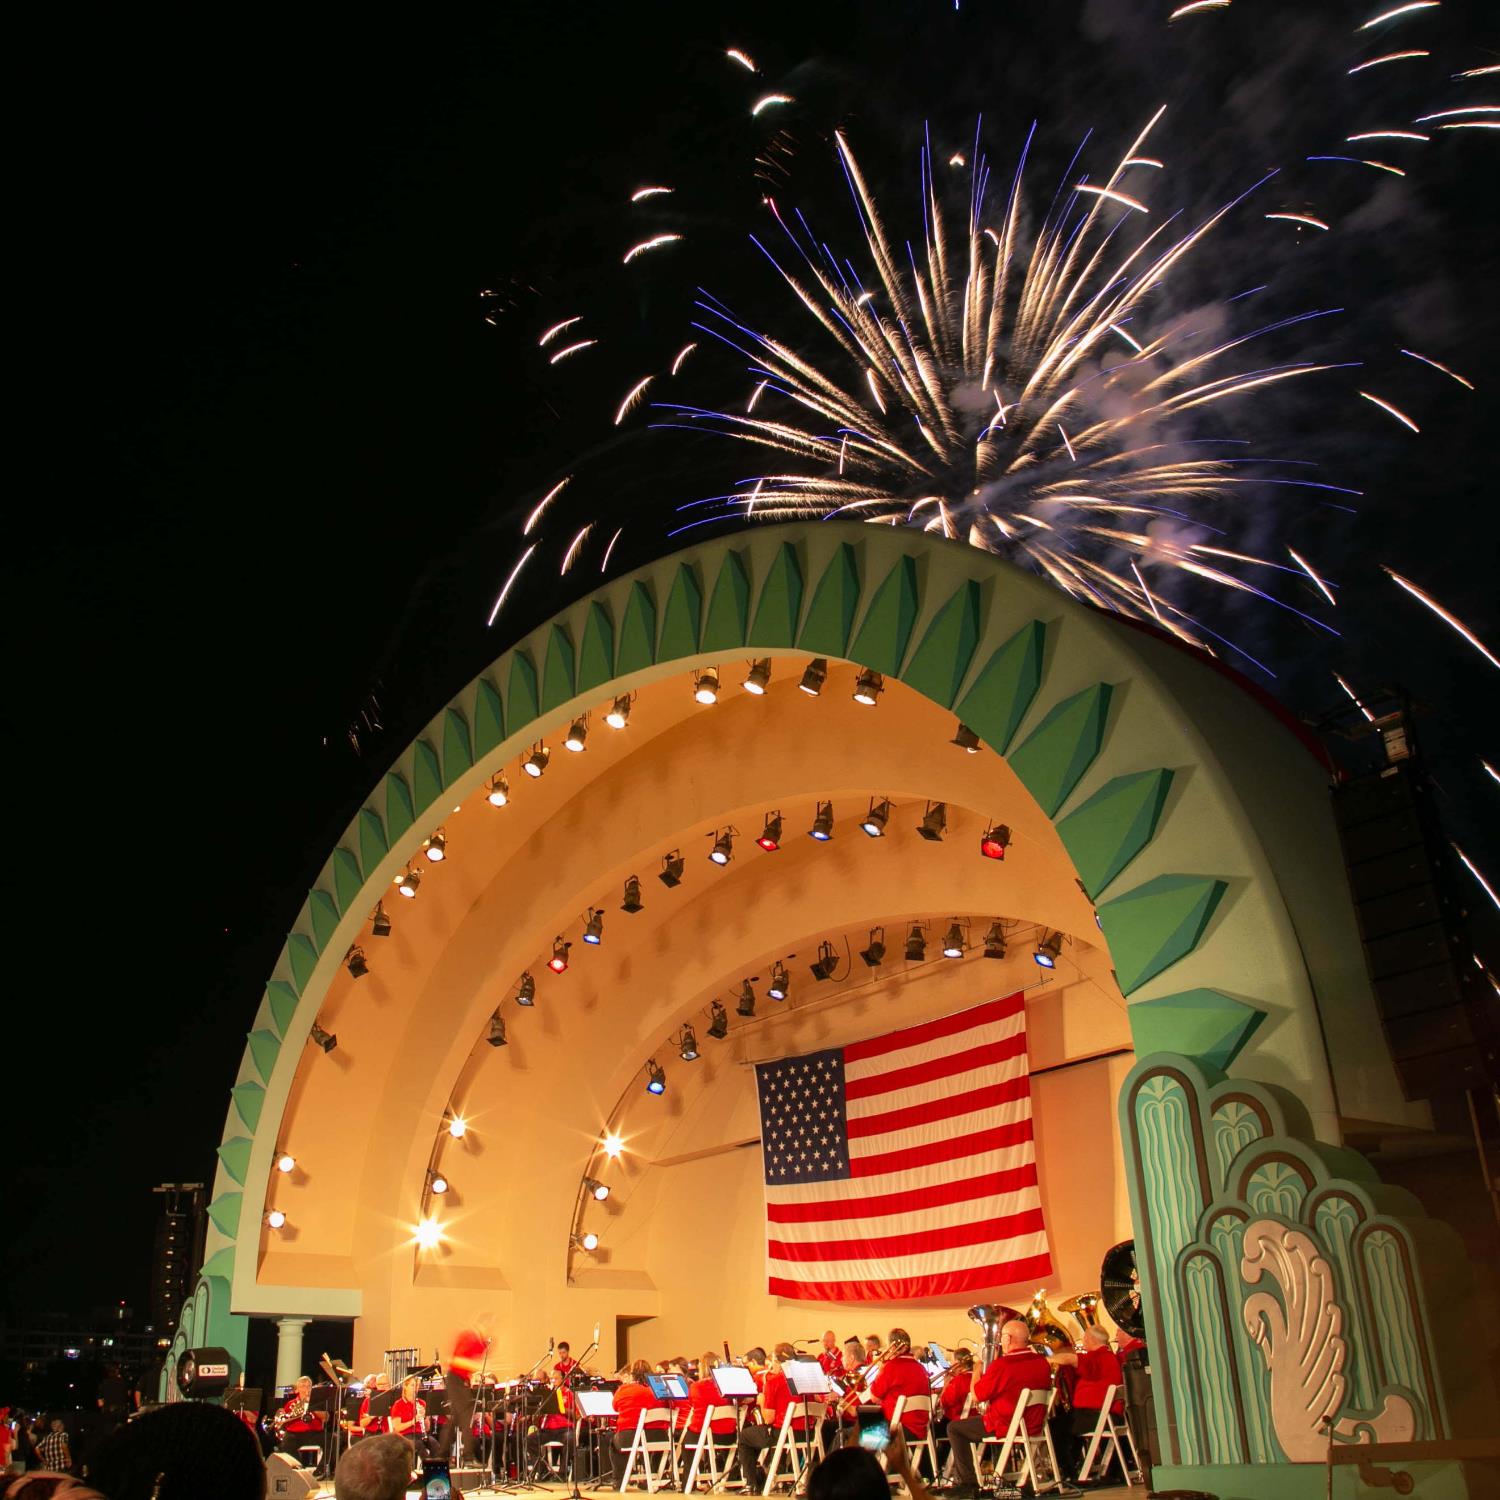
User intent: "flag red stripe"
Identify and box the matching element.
[768,1251,1055,1303]
[851,1116,1034,1177]
[846,1076,1032,1139]
[765,1163,1039,1224]
[768,1207,1045,1264]
[843,992,1025,1065]
[844,1033,1027,1102]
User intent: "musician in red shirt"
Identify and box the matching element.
[867,1328,932,1438]
[938,1349,974,1426]
[947,1320,1079,1499]
[817,1331,843,1378]
[389,1375,432,1458]
[1049,1327,1127,1482]
[552,1340,579,1386]
[274,1375,324,1455]
[433,1315,493,1460]
[602,1360,669,1484]
[357,1371,393,1435]
[736,1343,837,1490]
[684,1352,739,1445]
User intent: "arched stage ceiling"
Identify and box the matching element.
[168,522,1469,1474]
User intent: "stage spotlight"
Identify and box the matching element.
[371,901,393,937]
[917,802,948,842]
[708,1000,729,1038]
[859,928,886,967]
[799,658,828,696]
[737,980,757,1017]
[904,924,927,962]
[523,743,550,778]
[708,828,736,866]
[487,1014,508,1047]
[951,723,981,753]
[809,801,835,841]
[429,1171,450,1196]
[621,875,644,913]
[583,1177,611,1201]
[548,937,571,973]
[768,962,790,1001]
[646,1059,667,1094]
[394,867,421,900]
[942,921,966,959]
[276,1153,296,1174]
[423,830,447,862]
[756,812,783,851]
[742,658,772,695]
[602,1133,624,1158]
[980,823,1011,861]
[415,1218,443,1251]
[573,1231,600,1252]
[853,668,884,706]
[659,850,685,887]
[346,945,369,980]
[516,972,536,1006]
[564,715,589,753]
[810,941,838,981]
[861,798,892,837]
[983,921,1007,960]
[266,1210,287,1231]
[694,668,721,705]
[447,1115,467,1139]
[605,694,633,730]
[679,1026,700,1061]
[583,908,605,945]
[1034,930,1064,969]
[486,772,510,807]
[309,1023,337,1053]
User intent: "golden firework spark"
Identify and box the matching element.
[623,234,683,264]
[1383,567,1499,669]
[1358,390,1420,432]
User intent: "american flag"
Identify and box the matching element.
[753,992,1051,1301]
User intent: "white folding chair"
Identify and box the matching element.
[619,1407,681,1493]
[762,1403,828,1494]
[682,1407,739,1492]
[1076,1384,1141,1486]
[888,1394,941,1480]
[983,1388,1063,1494]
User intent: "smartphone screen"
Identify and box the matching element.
[421,1458,452,1498]
[858,1422,891,1453]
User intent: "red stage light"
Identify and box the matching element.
[979,823,1011,860]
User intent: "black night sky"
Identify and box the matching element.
[9,2,1497,1343]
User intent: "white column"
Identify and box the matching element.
[274,1316,312,1391]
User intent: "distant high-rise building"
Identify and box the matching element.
[147,1184,206,1335]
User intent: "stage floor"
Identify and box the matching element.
[309,1486,1139,1499]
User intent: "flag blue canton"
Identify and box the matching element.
[755,1047,851,1185]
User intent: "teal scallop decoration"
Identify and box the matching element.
[541,624,576,713]
[1100,873,1228,994]
[287,933,318,994]
[1057,768,1175,898]
[473,678,505,757]
[384,773,415,843]
[216,1137,253,1187]
[797,542,861,656]
[850,555,919,675]
[1128,989,1264,1071]
[901,579,982,708]
[246,1030,281,1084]
[331,849,363,915]
[207,1192,243,1240]
[441,707,473,785]
[508,650,540,728]
[749,543,804,647]
[230,1081,265,1133]
[659,563,704,659]
[1008,682,1113,816]
[617,582,657,676]
[703,550,751,654]
[266,981,298,1037]
[954,620,1046,752]
[412,740,443,814]
[308,889,340,954]
[357,808,388,875]
[578,603,615,692]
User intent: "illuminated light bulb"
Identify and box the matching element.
[266,1210,287,1230]
[415,1217,443,1251]
[942,922,966,959]
[1034,931,1064,969]
[564,716,588,752]
[605,695,632,730]
[548,937,571,973]
[276,1153,296,1175]
[423,830,447,862]
[708,829,735,866]
[429,1172,449,1195]
[852,668,884,706]
[646,1059,667,1094]
[809,801,835,841]
[447,1116,467,1140]
[516,972,536,1006]
[799,658,828,696]
[486,772,510,807]
[979,823,1010,860]
[583,908,604,945]
[756,812,783,851]
[395,868,421,899]
[601,1133,625,1159]
[767,961,790,1001]
[583,1177,611,1202]
[861,799,891,837]
[693,668,721,705]
[952,723,981,753]
[523,744,550,778]
[742,659,772,695]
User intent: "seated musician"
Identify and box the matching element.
[275,1375,324,1454]
[357,1372,392,1436]
[1048,1327,1125,1484]
[605,1359,670,1484]
[817,1331,843,1378]
[683,1353,737,1454]
[867,1328,931,1440]
[736,1342,837,1491]
[863,1335,883,1362]
[938,1349,974,1433]
[388,1374,432,1459]
[946,1320,1081,1500]
[527,1380,575,1476]
[553,1340,579,1385]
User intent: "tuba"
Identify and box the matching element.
[966,1304,1021,1368]
[1057,1293,1102,1342]
[1024,1290,1075,1354]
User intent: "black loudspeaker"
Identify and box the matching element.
[175,1346,233,1398]
[1333,762,1499,1100]
[265,1451,318,1499]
